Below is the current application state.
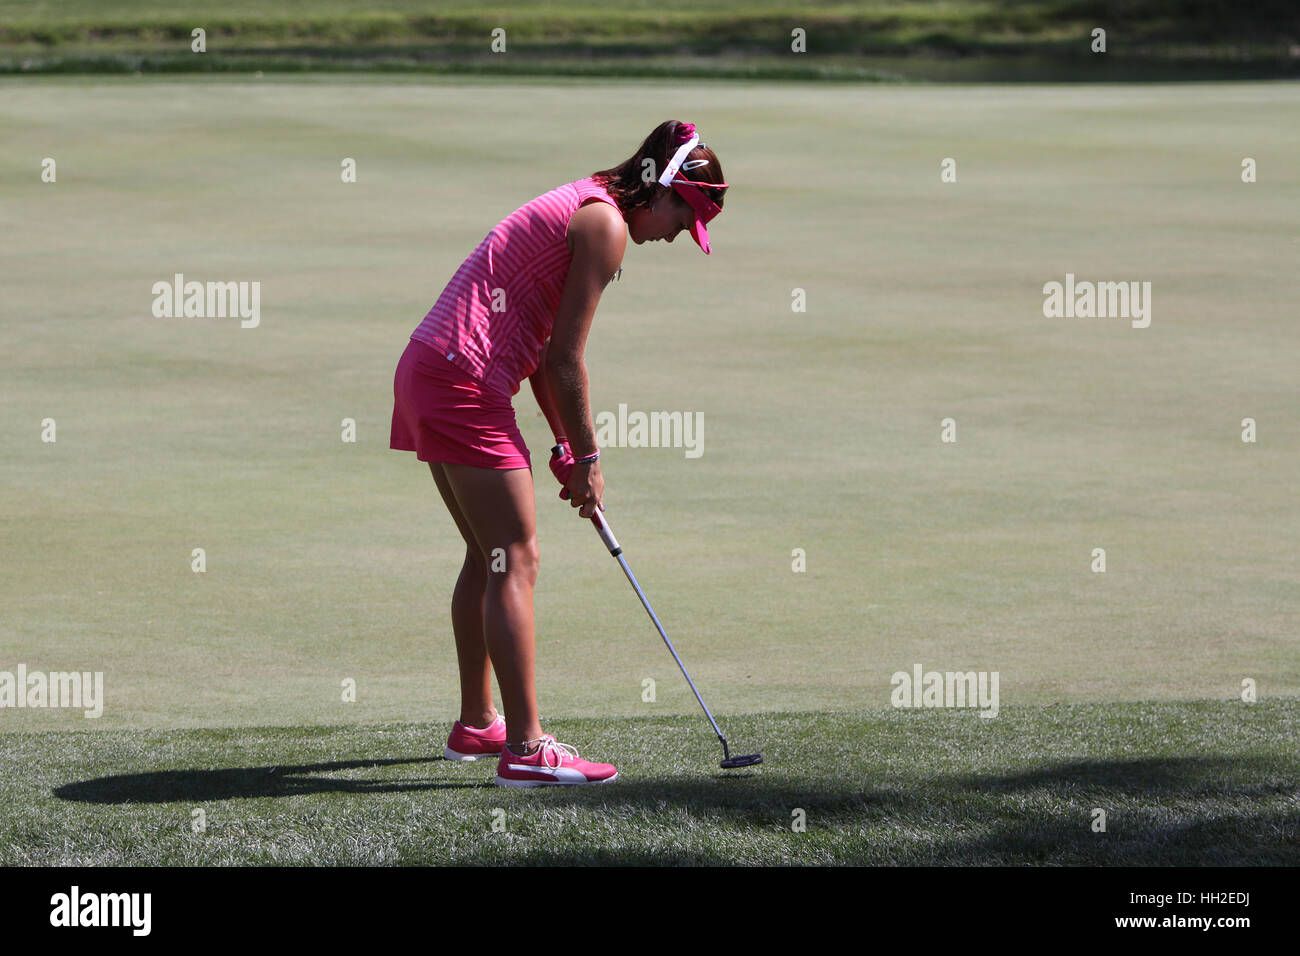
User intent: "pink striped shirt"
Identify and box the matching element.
[410,176,622,398]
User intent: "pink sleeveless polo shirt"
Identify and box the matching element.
[409,176,622,399]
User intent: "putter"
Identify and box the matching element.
[573,483,761,770]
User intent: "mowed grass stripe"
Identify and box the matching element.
[0,80,1296,734]
[1,702,1296,865]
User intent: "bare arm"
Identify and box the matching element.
[546,355,597,458]
[528,340,568,441]
[547,202,626,515]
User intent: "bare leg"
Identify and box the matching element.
[428,461,543,747]
[428,463,497,729]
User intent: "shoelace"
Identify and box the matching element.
[537,736,579,770]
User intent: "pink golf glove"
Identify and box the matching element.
[549,441,574,500]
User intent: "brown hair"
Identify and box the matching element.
[591,120,727,217]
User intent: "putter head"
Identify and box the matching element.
[720,753,762,769]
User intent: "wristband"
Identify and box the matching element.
[574,451,600,465]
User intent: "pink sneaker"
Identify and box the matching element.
[495,734,619,787]
[444,715,506,761]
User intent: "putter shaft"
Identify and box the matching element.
[588,510,730,752]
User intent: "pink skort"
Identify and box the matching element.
[389,338,531,470]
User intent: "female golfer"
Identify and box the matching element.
[390,120,727,786]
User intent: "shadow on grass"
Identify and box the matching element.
[950,756,1297,796]
[50,754,1300,868]
[53,754,1299,864]
[53,757,488,803]
[928,807,1300,866]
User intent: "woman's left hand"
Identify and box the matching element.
[550,441,575,497]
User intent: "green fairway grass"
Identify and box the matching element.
[3,72,1297,867]
[3,701,1296,865]
[2,78,1296,738]
[2,1,1297,80]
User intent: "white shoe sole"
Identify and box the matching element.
[444,747,502,761]
[494,771,619,788]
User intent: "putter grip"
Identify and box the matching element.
[590,510,621,556]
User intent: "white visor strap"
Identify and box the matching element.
[658,134,700,186]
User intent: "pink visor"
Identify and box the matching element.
[658,127,729,254]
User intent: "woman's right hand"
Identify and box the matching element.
[565,460,604,519]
